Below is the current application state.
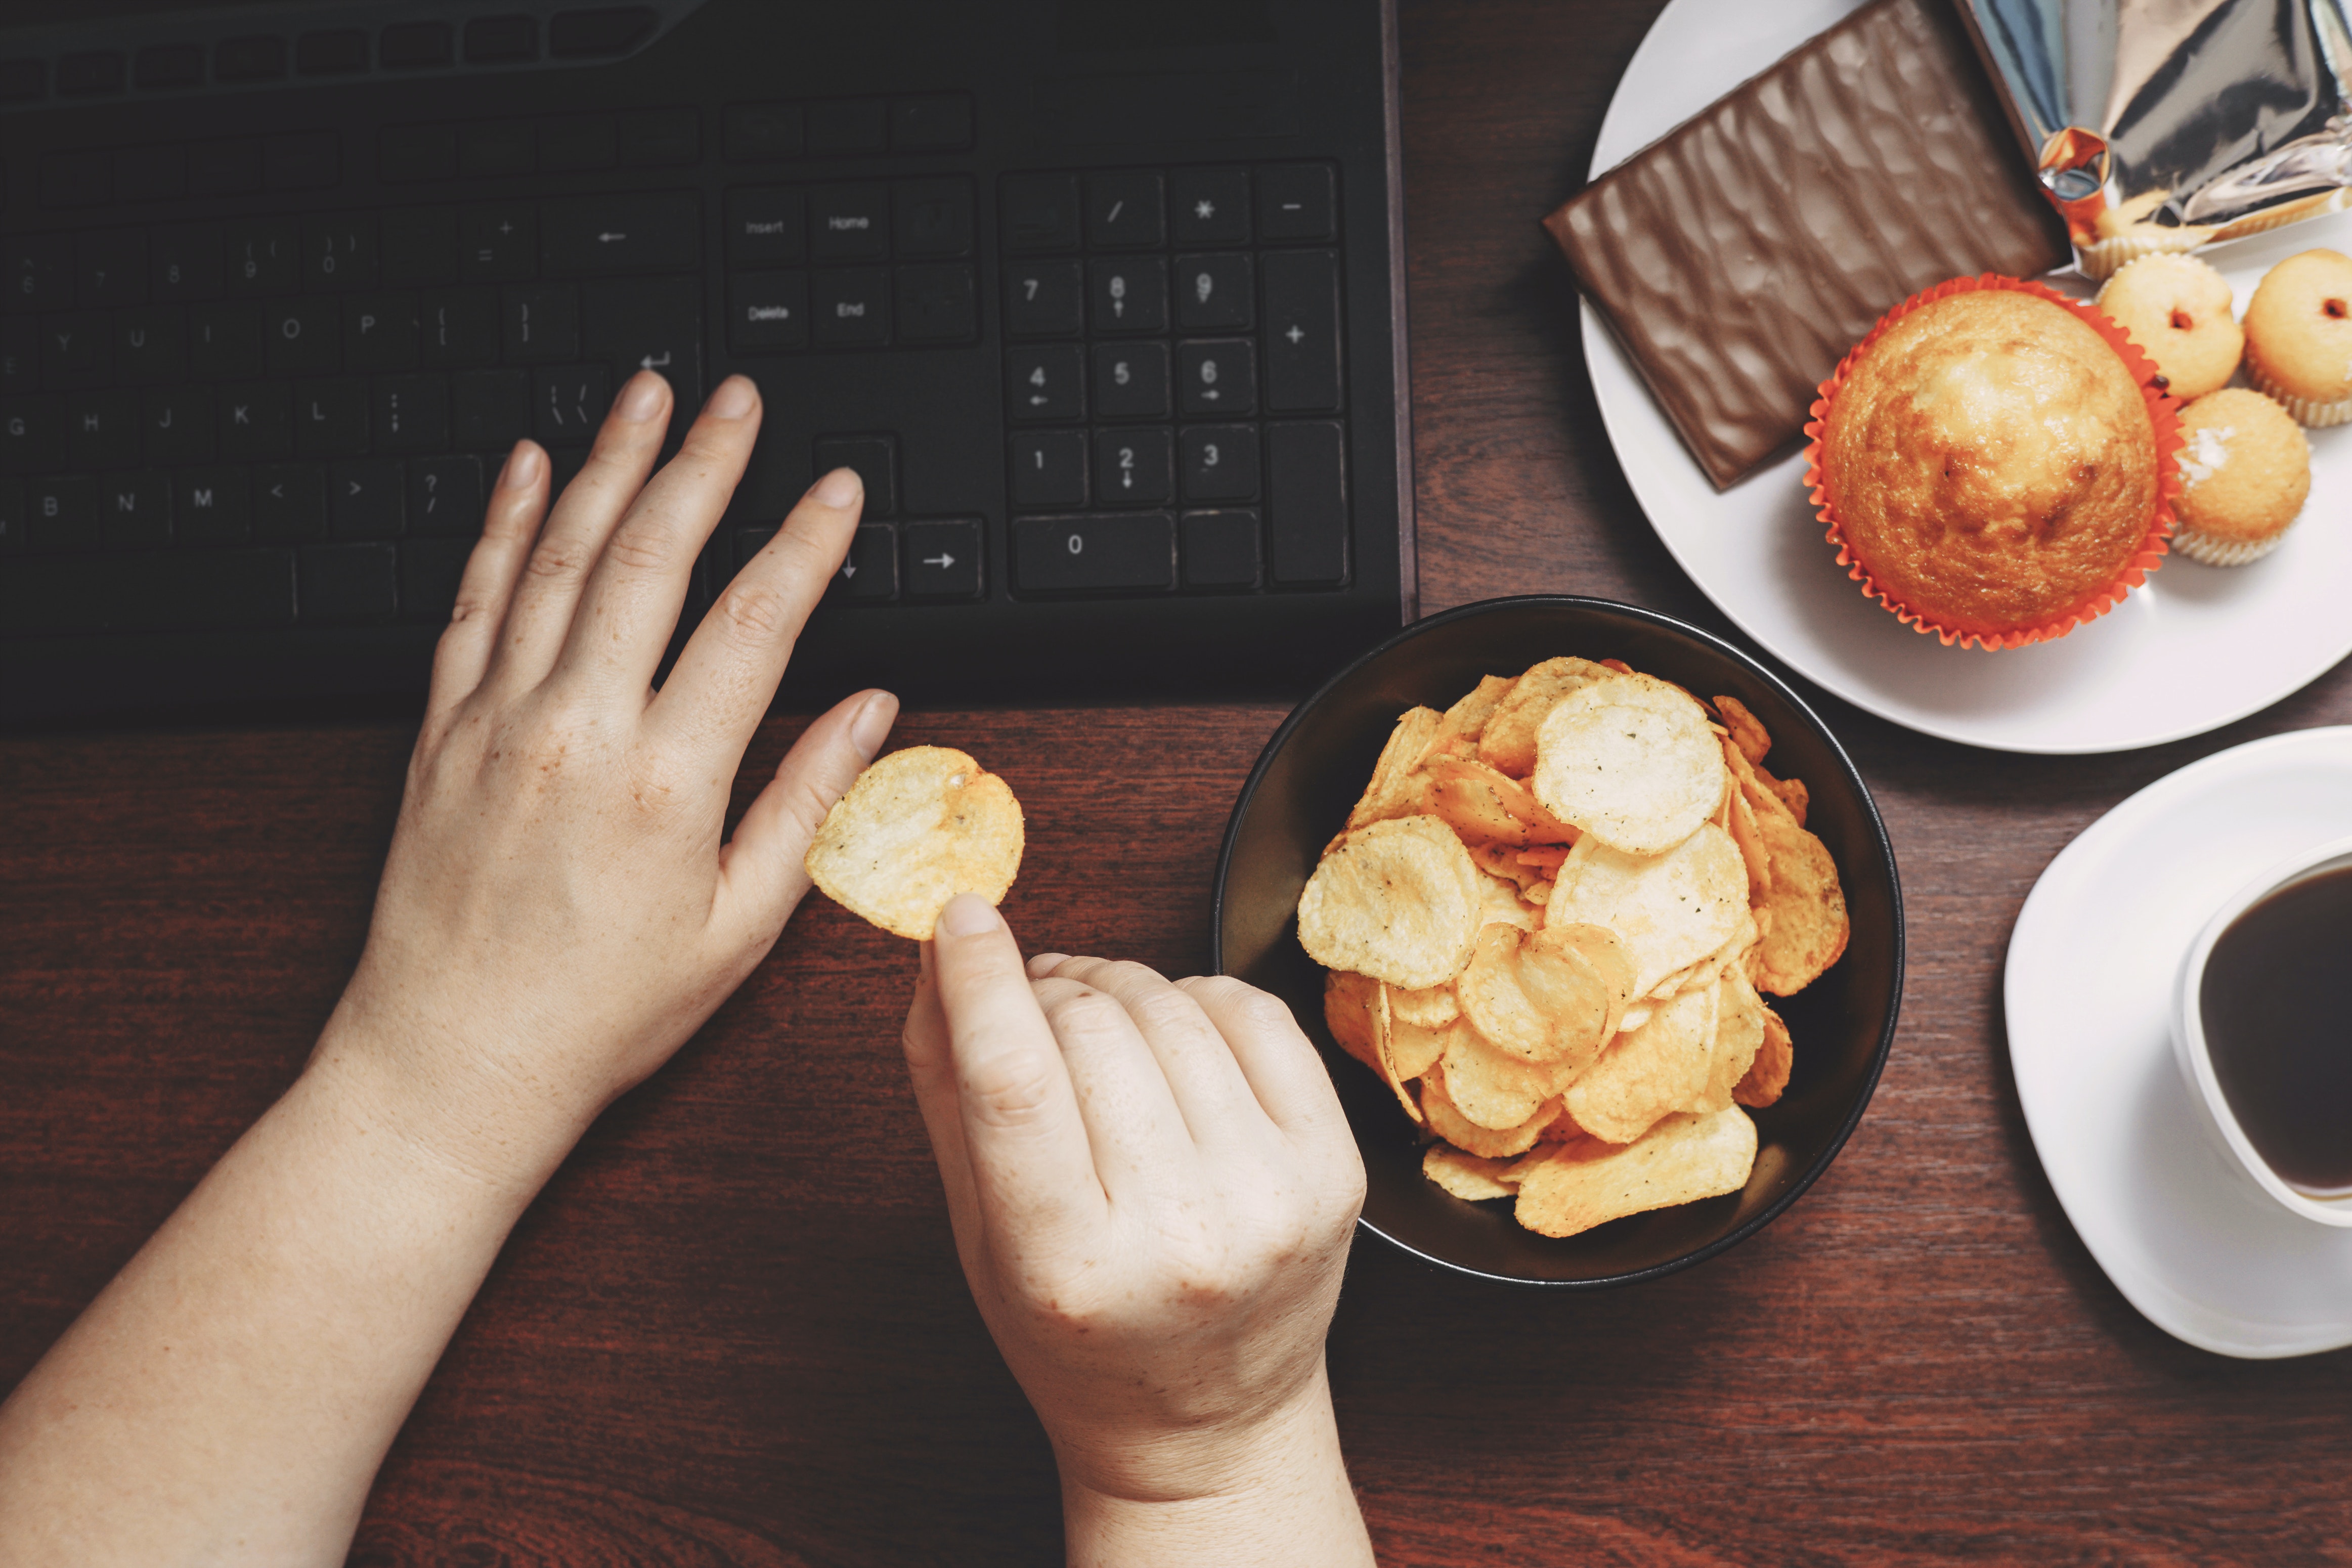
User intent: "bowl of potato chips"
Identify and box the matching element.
[1213,597,1901,1286]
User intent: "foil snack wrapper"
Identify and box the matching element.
[1958,0,2352,277]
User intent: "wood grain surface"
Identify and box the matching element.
[6,2,2350,1561]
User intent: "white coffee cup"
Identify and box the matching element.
[2172,832,2352,1228]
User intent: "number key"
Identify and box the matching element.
[1009,429,1087,508]
[1004,260,1082,338]
[1178,339,1254,416]
[1090,341,1168,420]
[1092,426,1172,506]
[1005,343,1083,423]
[1087,257,1167,335]
[1174,253,1252,332]
[152,223,224,301]
[1181,424,1258,501]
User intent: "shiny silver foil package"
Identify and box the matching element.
[1957,0,2352,276]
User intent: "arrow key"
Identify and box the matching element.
[903,517,981,601]
[817,522,897,604]
[811,433,896,516]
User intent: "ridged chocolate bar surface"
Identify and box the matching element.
[1546,0,2067,489]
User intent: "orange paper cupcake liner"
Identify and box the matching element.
[1801,273,2185,651]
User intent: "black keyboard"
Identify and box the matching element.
[0,0,1411,723]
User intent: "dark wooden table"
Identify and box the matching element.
[8,4,2350,1561]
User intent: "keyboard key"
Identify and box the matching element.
[401,535,472,621]
[727,188,806,265]
[267,298,342,374]
[465,16,539,64]
[191,139,265,197]
[267,134,340,191]
[372,374,450,453]
[1171,168,1252,246]
[725,103,804,163]
[1088,257,1167,334]
[1180,424,1258,501]
[152,224,223,301]
[190,302,264,379]
[1005,344,1082,422]
[808,98,888,156]
[903,518,982,600]
[534,365,610,445]
[809,183,890,263]
[1001,175,1080,254]
[812,434,896,516]
[1085,171,1164,249]
[621,107,699,169]
[584,277,702,401]
[538,115,617,172]
[0,321,33,390]
[1174,253,1252,332]
[100,472,170,550]
[1261,251,1342,412]
[549,8,657,58]
[41,151,113,210]
[295,31,368,76]
[253,462,327,540]
[1178,339,1254,416]
[295,378,369,456]
[0,60,42,104]
[119,146,189,204]
[1267,421,1347,584]
[381,124,458,184]
[1009,430,1086,509]
[895,265,976,344]
[25,476,99,552]
[409,455,483,537]
[728,271,809,353]
[381,21,454,70]
[501,285,580,364]
[824,522,897,601]
[451,368,529,448]
[175,466,249,544]
[1094,427,1172,506]
[115,308,187,382]
[78,230,148,309]
[382,208,459,286]
[345,294,420,372]
[894,178,973,259]
[421,287,500,368]
[1091,341,1169,420]
[1004,262,1081,339]
[299,542,399,621]
[1013,513,1173,594]
[542,191,700,274]
[143,385,215,464]
[1,396,57,473]
[1,547,295,635]
[0,479,18,553]
[1181,509,1260,588]
[57,51,126,97]
[1257,163,1336,243]
[45,312,113,386]
[332,460,406,538]
[218,381,293,459]
[892,95,972,152]
[303,214,378,289]
[7,235,76,310]
[69,389,141,468]
[214,36,287,82]
[225,219,298,295]
[811,269,890,347]
[459,202,537,281]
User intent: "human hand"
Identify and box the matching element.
[322,371,898,1188]
[900,896,1368,1514]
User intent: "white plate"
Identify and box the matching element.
[2005,727,2352,1358]
[1582,0,2352,755]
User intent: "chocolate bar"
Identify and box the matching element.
[1545,0,2067,489]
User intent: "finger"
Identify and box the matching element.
[714,687,898,943]
[1026,953,1073,978]
[483,370,673,693]
[425,442,548,726]
[1038,956,1264,1150]
[647,466,861,760]
[558,374,767,696]
[1176,975,1354,1149]
[931,895,1106,1251]
[903,941,989,1278]
[1027,973,1197,1199]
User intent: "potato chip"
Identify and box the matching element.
[1323,969,1383,1074]
[1530,673,1727,856]
[1736,1003,1794,1108]
[1475,657,1614,777]
[1435,673,1517,749]
[1477,868,1539,932]
[1642,908,1758,1003]
[1546,822,1746,997]
[1721,745,1772,904]
[1521,879,1554,910]
[1512,1106,1757,1239]
[1439,1019,1570,1130]
[1766,770,1809,827]
[1422,1143,1522,1201]
[1455,922,1634,1072]
[1561,982,1718,1145]
[1711,693,1772,767]
[1750,806,1849,996]
[804,747,1025,941]
[1422,1061,1560,1157]
[1345,707,1443,830]
[1515,846,1571,874]
[1385,1003,1451,1079]
[1296,815,1483,989]
[1468,841,1544,893]
[1424,757,1532,846]
[1703,964,1768,1112]
[1367,981,1424,1123]
[1387,979,1460,1030]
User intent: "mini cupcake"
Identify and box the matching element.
[2096,253,2243,400]
[2244,249,2352,426]
[1805,276,2180,650]
[2169,389,2313,566]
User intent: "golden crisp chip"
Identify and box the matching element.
[1561,983,1719,1145]
[1475,657,1614,777]
[1368,981,1424,1123]
[1521,879,1554,910]
[1478,869,1539,933]
[1736,1003,1794,1108]
[1512,1106,1757,1239]
[1530,673,1728,856]
[1345,707,1443,830]
[1296,815,1483,989]
[1516,845,1571,875]
[1422,1061,1559,1157]
[1711,694,1772,767]
[1546,822,1747,997]
[1387,978,1460,1030]
[1722,743,1772,905]
[804,746,1025,941]
[1703,964,1769,1112]
[1767,770,1809,827]
[1468,840,1544,893]
[1751,807,1849,996]
[1323,969,1383,1075]
[1455,922,1635,1072]
[1642,908,1758,1003]
[1438,1019,1569,1130]
[1435,673,1518,750]
[1422,1143,1522,1201]
[1385,1003,1451,1079]
[1424,757,1532,846]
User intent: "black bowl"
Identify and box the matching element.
[1211,597,1903,1287]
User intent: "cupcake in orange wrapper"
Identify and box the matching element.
[1803,275,2183,650]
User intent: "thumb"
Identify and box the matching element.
[717,687,898,939]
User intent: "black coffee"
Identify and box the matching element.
[2198,863,2352,1197]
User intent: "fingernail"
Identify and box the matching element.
[499,443,542,489]
[706,376,758,419]
[939,893,998,937]
[810,466,862,509]
[848,690,898,761]
[615,372,667,422]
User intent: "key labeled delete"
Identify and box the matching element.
[805,747,1025,940]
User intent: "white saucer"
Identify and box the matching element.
[2005,728,2352,1358]
[1582,0,2352,755]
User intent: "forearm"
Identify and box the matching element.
[1059,1364,1378,1568]
[0,1029,575,1567]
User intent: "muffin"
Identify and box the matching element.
[2244,249,2352,426]
[2169,389,2313,565]
[2097,253,2243,400]
[1806,277,2178,649]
